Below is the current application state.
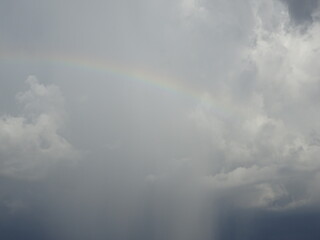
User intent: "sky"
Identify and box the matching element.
[1,0,320,239]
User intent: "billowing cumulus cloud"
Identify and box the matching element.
[189,2,320,210]
[0,76,77,180]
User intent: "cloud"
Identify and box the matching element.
[281,0,319,25]
[186,3,320,210]
[1,0,320,239]
[180,0,207,19]
[3,199,27,215]
[0,76,77,180]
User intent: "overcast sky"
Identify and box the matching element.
[1,0,320,239]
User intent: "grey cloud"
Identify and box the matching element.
[0,0,54,53]
[189,8,320,210]
[1,0,320,239]
[214,206,320,240]
[281,0,319,25]
[0,76,77,180]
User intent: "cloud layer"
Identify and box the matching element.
[1,0,320,239]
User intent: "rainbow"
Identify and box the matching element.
[0,51,233,120]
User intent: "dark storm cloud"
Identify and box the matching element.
[281,0,319,25]
[216,207,320,240]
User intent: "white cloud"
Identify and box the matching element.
[0,76,77,180]
[187,3,320,209]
